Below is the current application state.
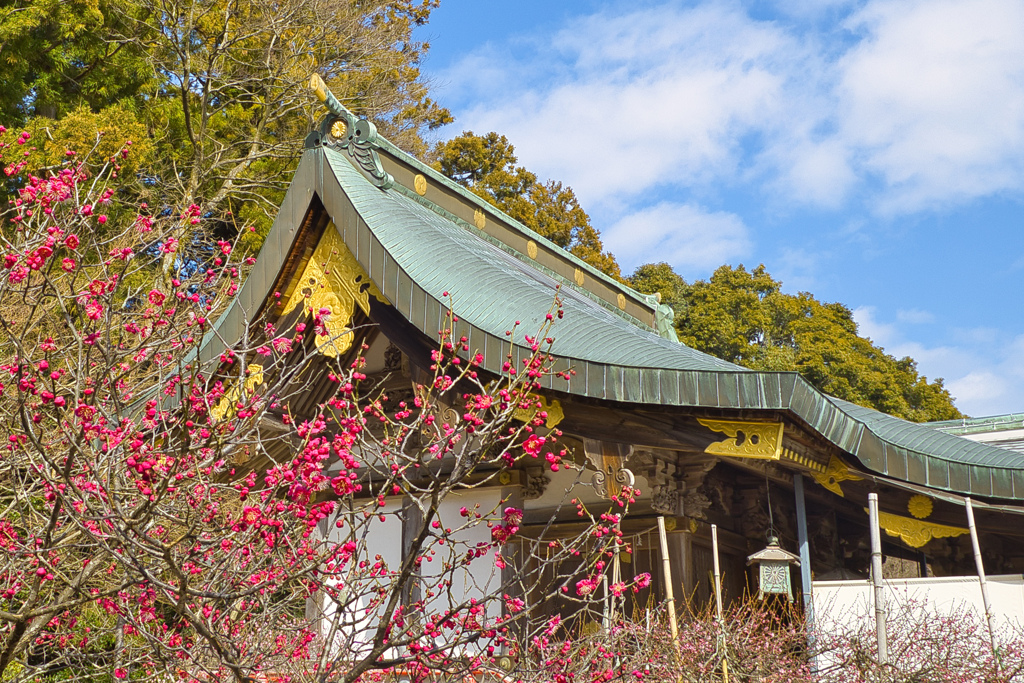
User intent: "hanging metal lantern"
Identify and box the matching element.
[747,536,801,601]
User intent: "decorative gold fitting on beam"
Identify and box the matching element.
[281,223,388,358]
[513,393,564,429]
[808,454,863,497]
[697,418,784,460]
[866,508,968,548]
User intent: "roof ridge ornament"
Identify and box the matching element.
[308,74,394,190]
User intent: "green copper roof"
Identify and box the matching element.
[927,413,1024,436]
[309,146,1024,501]
[323,148,736,373]
[209,131,1024,502]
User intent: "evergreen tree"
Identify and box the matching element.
[629,263,962,422]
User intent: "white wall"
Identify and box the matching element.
[813,574,1024,652]
[319,489,506,659]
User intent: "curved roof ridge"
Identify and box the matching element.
[208,144,1024,501]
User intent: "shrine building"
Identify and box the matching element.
[201,78,1024,618]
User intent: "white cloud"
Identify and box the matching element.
[837,0,1024,212]
[770,247,823,293]
[946,334,1024,416]
[854,307,1024,417]
[896,309,935,324]
[440,0,1024,218]
[604,202,750,274]
[448,3,803,209]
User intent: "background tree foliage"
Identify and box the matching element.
[628,263,962,422]
[2,0,451,252]
[0,0,149,121]
[0,0,966,422]
[432,131,623,279]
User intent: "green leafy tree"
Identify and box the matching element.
[629,263,962,422]
[433,131,622,279]
[0,0,151,122]
[2,0,452,255]
[627,262,689,321]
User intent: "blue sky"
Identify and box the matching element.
[413,0,1024,418]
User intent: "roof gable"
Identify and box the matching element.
[203,90,1024,503]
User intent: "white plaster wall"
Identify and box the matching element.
[424,490,505,629]
[322,499,404,658]
[319,490,507,657]
[813,575,1024,666]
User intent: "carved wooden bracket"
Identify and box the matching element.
[582,439,634,499]
[211,365,263,424]
[807,454,863,497]
[521,466,551,500]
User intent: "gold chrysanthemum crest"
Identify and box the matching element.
[908,494,933,519]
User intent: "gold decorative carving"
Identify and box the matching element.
[281,223,389,358]
[908,494,933,519]
[616,293,626,310]
[330,119,348,140]
[211,365,264,424]
[526,240,538,259]
[414,174,427,196]
[574,268,585,286]
[473,209,486,229]
[809,454,863,497]
[697,419,784,460]
[309,74,328,102]
[867,509,968,548]
[513,393,564,429]
[781,448,827,472]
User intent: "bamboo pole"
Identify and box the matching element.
[601,574,610,633]
[965,497,999,663]
[868,493,888,666]
[711,524,729,683]
[657,516,679,640]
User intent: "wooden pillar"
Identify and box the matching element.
[669,527,693,609]
[400,497,423,608]
[794,477,815,616]
[794,474,816,670]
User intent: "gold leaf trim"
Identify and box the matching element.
[808,454,863,498]
[513,393,564,429]
[309,74,328,102]
[866,509,968,549]
[697,418,784,460]
[908,494,933,519]
[414,174,427,196]
[281,223,388,358]
[781,447,827,472]
[211,365,264,424]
